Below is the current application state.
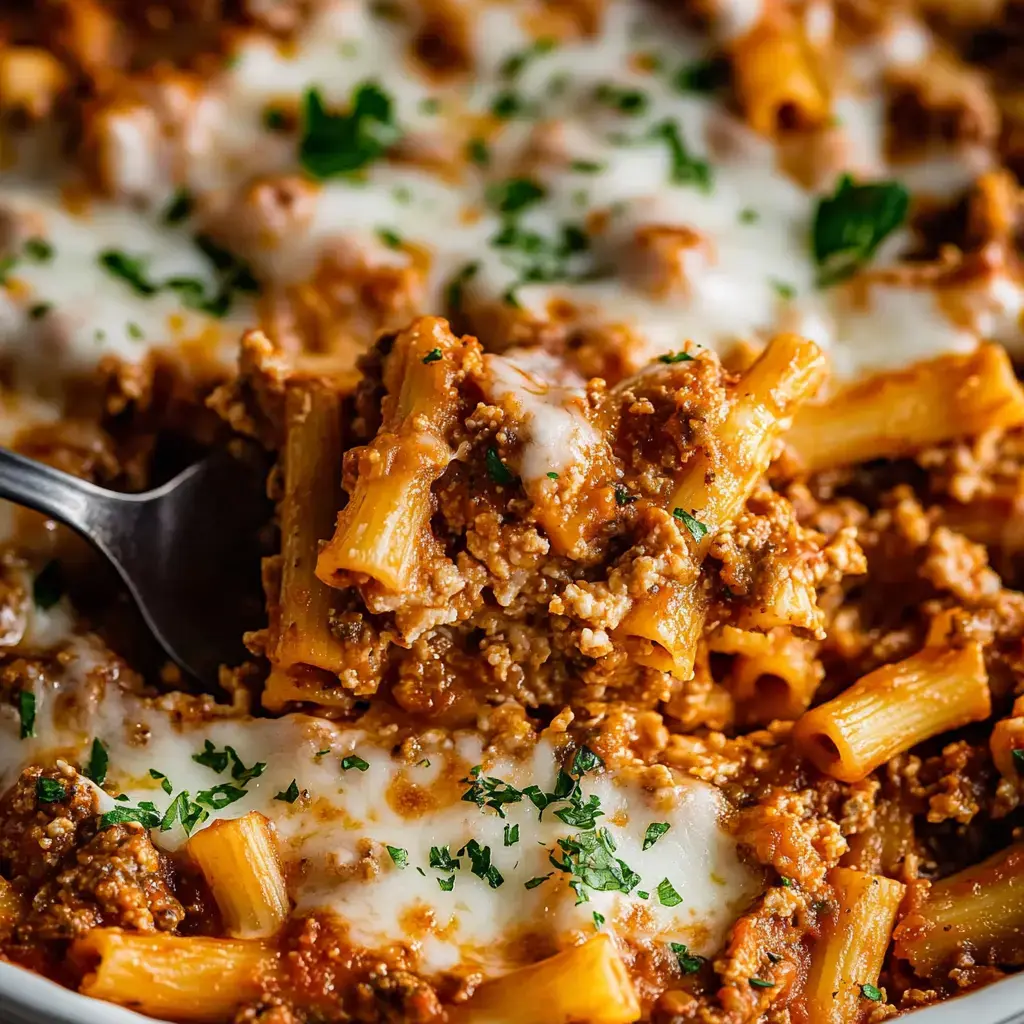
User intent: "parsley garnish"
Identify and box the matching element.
[33,560,63,609]
[749,978,775,989]
[500,38,557,79]
[376,228,402,249]
[299,83,402,179]
[546,472,559,480]
[504,823,519,846]
[460,839,504,888]
[549,828,640,904]
[84,738,108,785]
[163,189,194,225]
[386,845,409,868]
[461,765,523,817]
[100,804,163,830]
[486,178,546,215]
[771,279,796,300]
[98,251,158,296]
[671,942,705,974]
[160,791,209,835]
[24,238,53,263]
[651,120,712,192]
[637,889,650,899]
[525,874,551,889]
[192,740,230,773]
[429,846,461,871]
[643,822,670,850]
[28,302,51,320]
[594,82,648,115]
[485,448,517,486]
[779,876,793,887]
[570,159,605,174]
[613,483,637,506]
[276,780,300,803]
[263,106,289,131]
[36,777,66,803]
[18,690,35,739]
[739,207,759,224]
[149,769,173,795]
[656,878,683,907]
[593,911,605,928]
[673,507,708,543]
[491,90,533,119]
[658,350,694,364]
[341,754,370,771]
[467,138,490,166]
[860,984,882,1001]
[673,56,729,95]
[190,742,265,785]
[195,783,247,809]
[437,875,456,891]
[422,348,442,364]
[812,175,909,287]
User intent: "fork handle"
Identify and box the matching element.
[0,448,124,553]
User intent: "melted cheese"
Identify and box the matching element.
[0,638,759,978]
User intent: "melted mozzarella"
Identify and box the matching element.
[0,637,758,978]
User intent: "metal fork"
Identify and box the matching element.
[0,446,272,685]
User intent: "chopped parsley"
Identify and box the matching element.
[160,791,209,835]
[486,178,546,215]
[651,119,713,192]
[299,83,402,179]
[98,250,158,296]
[126,321,144,340]
[460,838,504,888]
[467,137,490,166]
[149,769,173,795]
[33,560,63,609]
[570,159,605,174]
[262,106,290,132]
[36,777,66,803]
[500,38,557,80]
[656,878,683,907]
[386,845,409,868]
[461,765,523,817]
[485,447,517,487]
[673,56,730,95]
[749,978,775,990]
[546,472,560,480]
[28,302,51,320]
[770,279,796,300]
[671,943,706,975]
[23,237,53,263]
[429,846,461,871]
[491,90,535,120]
[571,746,604,775]
[549,828,640,904]
[100,804,163,830]
[18,690,35,739]
[84,738,108,785]
[525,874,551,889]
[739,207,760,224]
[191,741,265,785]
[376,228,402,249]
[779,875,793,887]
[422,348,442,364]
[593,911,605,928]
[437,875,456,891]
[636,890,650,899]
[163,189,194,225]
[341,754,370,772]
[195,783,247,810]
[613,483,637,506]
[192,740,230,773]
[504,823,520,846]
[860,983,882,1001]
[812,174,909,287]
[643,822,670,850]
[658,350,694,364]
[594,82,649,116]
[275,780,300,803]
[673,507,708,543]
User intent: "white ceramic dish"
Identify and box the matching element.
[1,959,1023,1024]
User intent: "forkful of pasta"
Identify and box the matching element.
[0,443,272,685]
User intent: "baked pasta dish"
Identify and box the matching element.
[7,0,1024,1022]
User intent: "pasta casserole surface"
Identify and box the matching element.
[4,0,1024,1022]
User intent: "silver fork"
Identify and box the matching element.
[0,446,273,685]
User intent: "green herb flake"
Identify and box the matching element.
[276,780,300,803]
[386,845,409,868]
[739,207,760,224]
[467,138,490,166]
[593,911,605,928]
[98,250,158,296]
[422,348,442,364]
[643,822,670,850]
[195,783,247,810]
[500,38,557,80]
[149,769,173,795]
[437,874,456,891]
[594,82,649,116]
[491,90,532,120]
[100,804,162,830]
[461,765,523,817]
[263,106,290,132]
[570,160,605,174]
[341,754,370,772]
[486,178,546,215]
[636,889,650,899]
[504,823,520,846]
[28,302,51,320]
[299,83,402,180]
[460,839,504,888]
[673,56,730,95]
[546,471,560,480]
[18,690,35,739]
[84,738,108,785]
[192,740,230,773]
[671,942,706,975]
[163,189,194,225]
[770,279,796,301]
[860,983,882,1001]
[549,827,641,904]
[159,791,209,835]
[429,846,461,871]
[33,560,63,609]
[779,876,793,888]
[570,746,604,776]
[525,873,551,889]
[658,350,694,364]
[486,447,517,487]
[651,119,713,192]
[613,483,637,507]
[36,777,66,803]
[24,237,54,263]
[127,321,144,340]
[376,228,402,249]
[656,878,683,907]
[812,175,909,287]
[749,978,775,990]
[673,507,708,543]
